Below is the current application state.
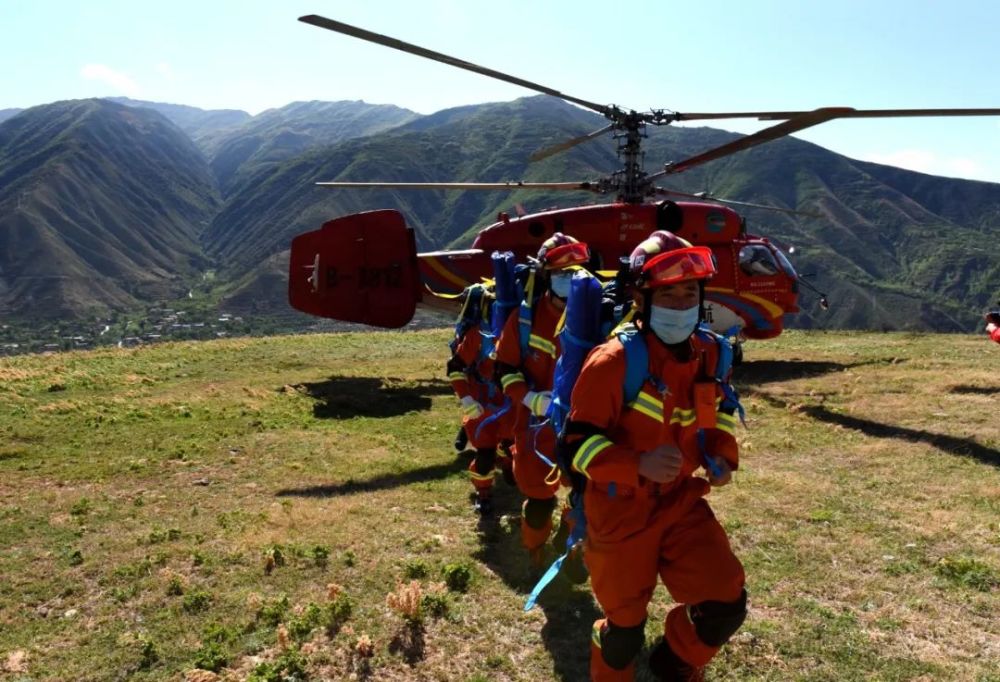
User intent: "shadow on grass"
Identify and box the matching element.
[734,357,908,387]
[949,384,1000,396]
[274,451,471,498]
[754,390,1000,468]
[388,621,425,665]
[734,359,849,386]
[292,375,454,419]
[472,484,599,682]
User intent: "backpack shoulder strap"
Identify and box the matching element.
[617,325,648,405]
[694,324,732,381]
[694,324,745,422]
[518,269,537,358]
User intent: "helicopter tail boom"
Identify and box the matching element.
[289,210,496,327]
[288,210,421,328]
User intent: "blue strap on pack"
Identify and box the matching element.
[524,493,587,611]
[617,325,651,405]
[548,273,603,432]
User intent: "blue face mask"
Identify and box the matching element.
[649,304,700,344]
[550,272,572,299]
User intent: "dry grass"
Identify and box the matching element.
[0,329,998,681]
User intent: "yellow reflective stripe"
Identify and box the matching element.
[530,393,545,415]
[716,412,737,435]
[463,404,481,417]
[448,372,466,382]
[528,334,557,358]
[592,622,603,649]
[469,471,493,482]
[670,408,697,427]
[573,435,613,479]
[500,372,526,389]
[627,390,664,423]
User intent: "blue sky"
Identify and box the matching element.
[4,0,1000,182]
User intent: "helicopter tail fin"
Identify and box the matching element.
[288,210,420,328]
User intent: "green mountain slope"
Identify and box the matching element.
[0,108,23,124]
[106,96,251,150]
[204,97,613,266]
[2,95,998,332]
[0,99,220,320]
[204,100,419,196]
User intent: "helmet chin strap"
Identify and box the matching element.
[698,281,706,324]
[639,290,653,332]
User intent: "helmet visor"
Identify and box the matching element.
[640,246,716,287]
[543,241,590,270]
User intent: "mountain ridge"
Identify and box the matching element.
[1,94,997,332]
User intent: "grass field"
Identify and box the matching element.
[1,329,998,681]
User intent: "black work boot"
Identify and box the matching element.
[498,455,516,486]
[648,639,704,682]
[454,426,469,453]
[474,494,494,516]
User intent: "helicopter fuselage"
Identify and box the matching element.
[289,200,800,339]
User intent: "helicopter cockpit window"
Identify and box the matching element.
[774,248,798,278]
[738,245,780,276]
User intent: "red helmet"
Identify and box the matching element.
[537,233,590,270]
[629,231,716,289]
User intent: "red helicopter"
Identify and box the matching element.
[287,15,1000,346]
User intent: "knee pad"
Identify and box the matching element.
[522,496,556,529]
[690,588,748,647]
[599,619,646,670]
[473,448,496,475]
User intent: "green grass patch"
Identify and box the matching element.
[0,329,997,679]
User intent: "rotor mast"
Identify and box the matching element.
[611,109,650,204]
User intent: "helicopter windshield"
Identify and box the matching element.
[738,245,780,276]
[774,248,798,278]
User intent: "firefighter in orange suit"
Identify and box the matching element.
[986,308,1000,344]
[494,233,591,562]
[447,310,515,515]
[560,231,747,681]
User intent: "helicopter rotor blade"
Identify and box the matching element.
[316,180,603,193]
[652,108,853,178]
[299,15,615,117]
[529,124,616,162]
[653,187,821,218]
[668,107,1000,122]
[653,106,1000,177]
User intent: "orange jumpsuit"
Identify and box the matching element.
[494,293,564,552]
[989,324,1000,344]
[565,332,745,680]
[447,323,514,497]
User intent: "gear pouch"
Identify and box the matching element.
[694,381,717,429]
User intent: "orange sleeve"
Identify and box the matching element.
[565,341,640,487]
[446,331,481,400]
[457,329,481,366]
[991,325,1000,344]
[494,309,528,404]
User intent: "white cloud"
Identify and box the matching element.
[155,62,176,81]
[861,149,992,182]
[80,63,140,97]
